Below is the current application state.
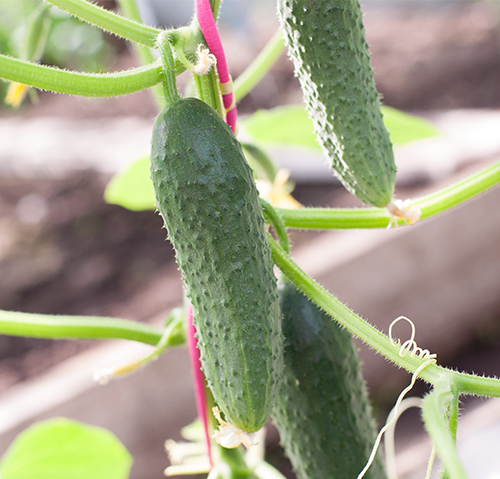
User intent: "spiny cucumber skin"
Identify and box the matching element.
[273,282,386,479]
[150,97,283,433]
[278,0,396,208]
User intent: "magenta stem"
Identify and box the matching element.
[186,305,213,467]
[195,0,238,133]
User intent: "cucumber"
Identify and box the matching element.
[278,0,396,208]
[149,97,283,433]
[273,281,386,479]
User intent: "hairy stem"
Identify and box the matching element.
[276,160,500,229]
[157,32,181,106]
[269,235,500,397]
[0,310,163,346]
[422,384,468,479]
[0,53,162,97]
[261,199,290,253]
[267,234,443,382]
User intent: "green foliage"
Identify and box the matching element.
[43,9,112,73]
[0,418,132,479]
[242,104,439,151]
[382,106,440,145]
[104,156,156,212]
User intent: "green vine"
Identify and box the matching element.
[0,310,163,345]
[276,160,500,230]
[0,53,163,97]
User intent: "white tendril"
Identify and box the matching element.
[384,397,423,479]
[357,316,437,479]
[389,316,437,362]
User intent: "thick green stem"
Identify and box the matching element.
[0,310,163,346]
[0,53,162,97]
[422,384,468,479]
[276,161,500,230]
[261,199,290,253]
[451,371,500,398]
[189,23,224,117]
[415,160,500,218]
[269,234,500,397]
[43,0,160,47]
[448,385,460,445]
[233,29,285,102]
[157,32,181,106]
[268,234,442,382]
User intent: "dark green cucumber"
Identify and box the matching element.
[150,97,283,433]
[273,281,386,479]
[278,0,396,207]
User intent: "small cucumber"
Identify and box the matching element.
[150,97,283,433]
[278,0,396,208]
[273,281,386,479]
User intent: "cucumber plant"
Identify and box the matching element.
[1,1,500,479]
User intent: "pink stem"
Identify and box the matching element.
[196,0,238,133]
[186,305,213,467]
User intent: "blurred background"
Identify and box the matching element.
[1,0,500,478]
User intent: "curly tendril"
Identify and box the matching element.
[357,316,437,479]
[389,316,437,362]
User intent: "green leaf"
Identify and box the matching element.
[381,105,439,145]
[0,418,132,479]
[242,104,439,149]
[104,155,156,211]
[242,105,320,151]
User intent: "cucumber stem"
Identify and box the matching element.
[421,383,468,479]
[0,53,163,97]
[157,32,181,107]
[261,199,290,253]
[0,309,163,345]
[276,160,500,230]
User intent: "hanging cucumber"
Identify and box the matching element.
[150,94,283,434]
[277,0,396,208]
[273,280,386,479]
